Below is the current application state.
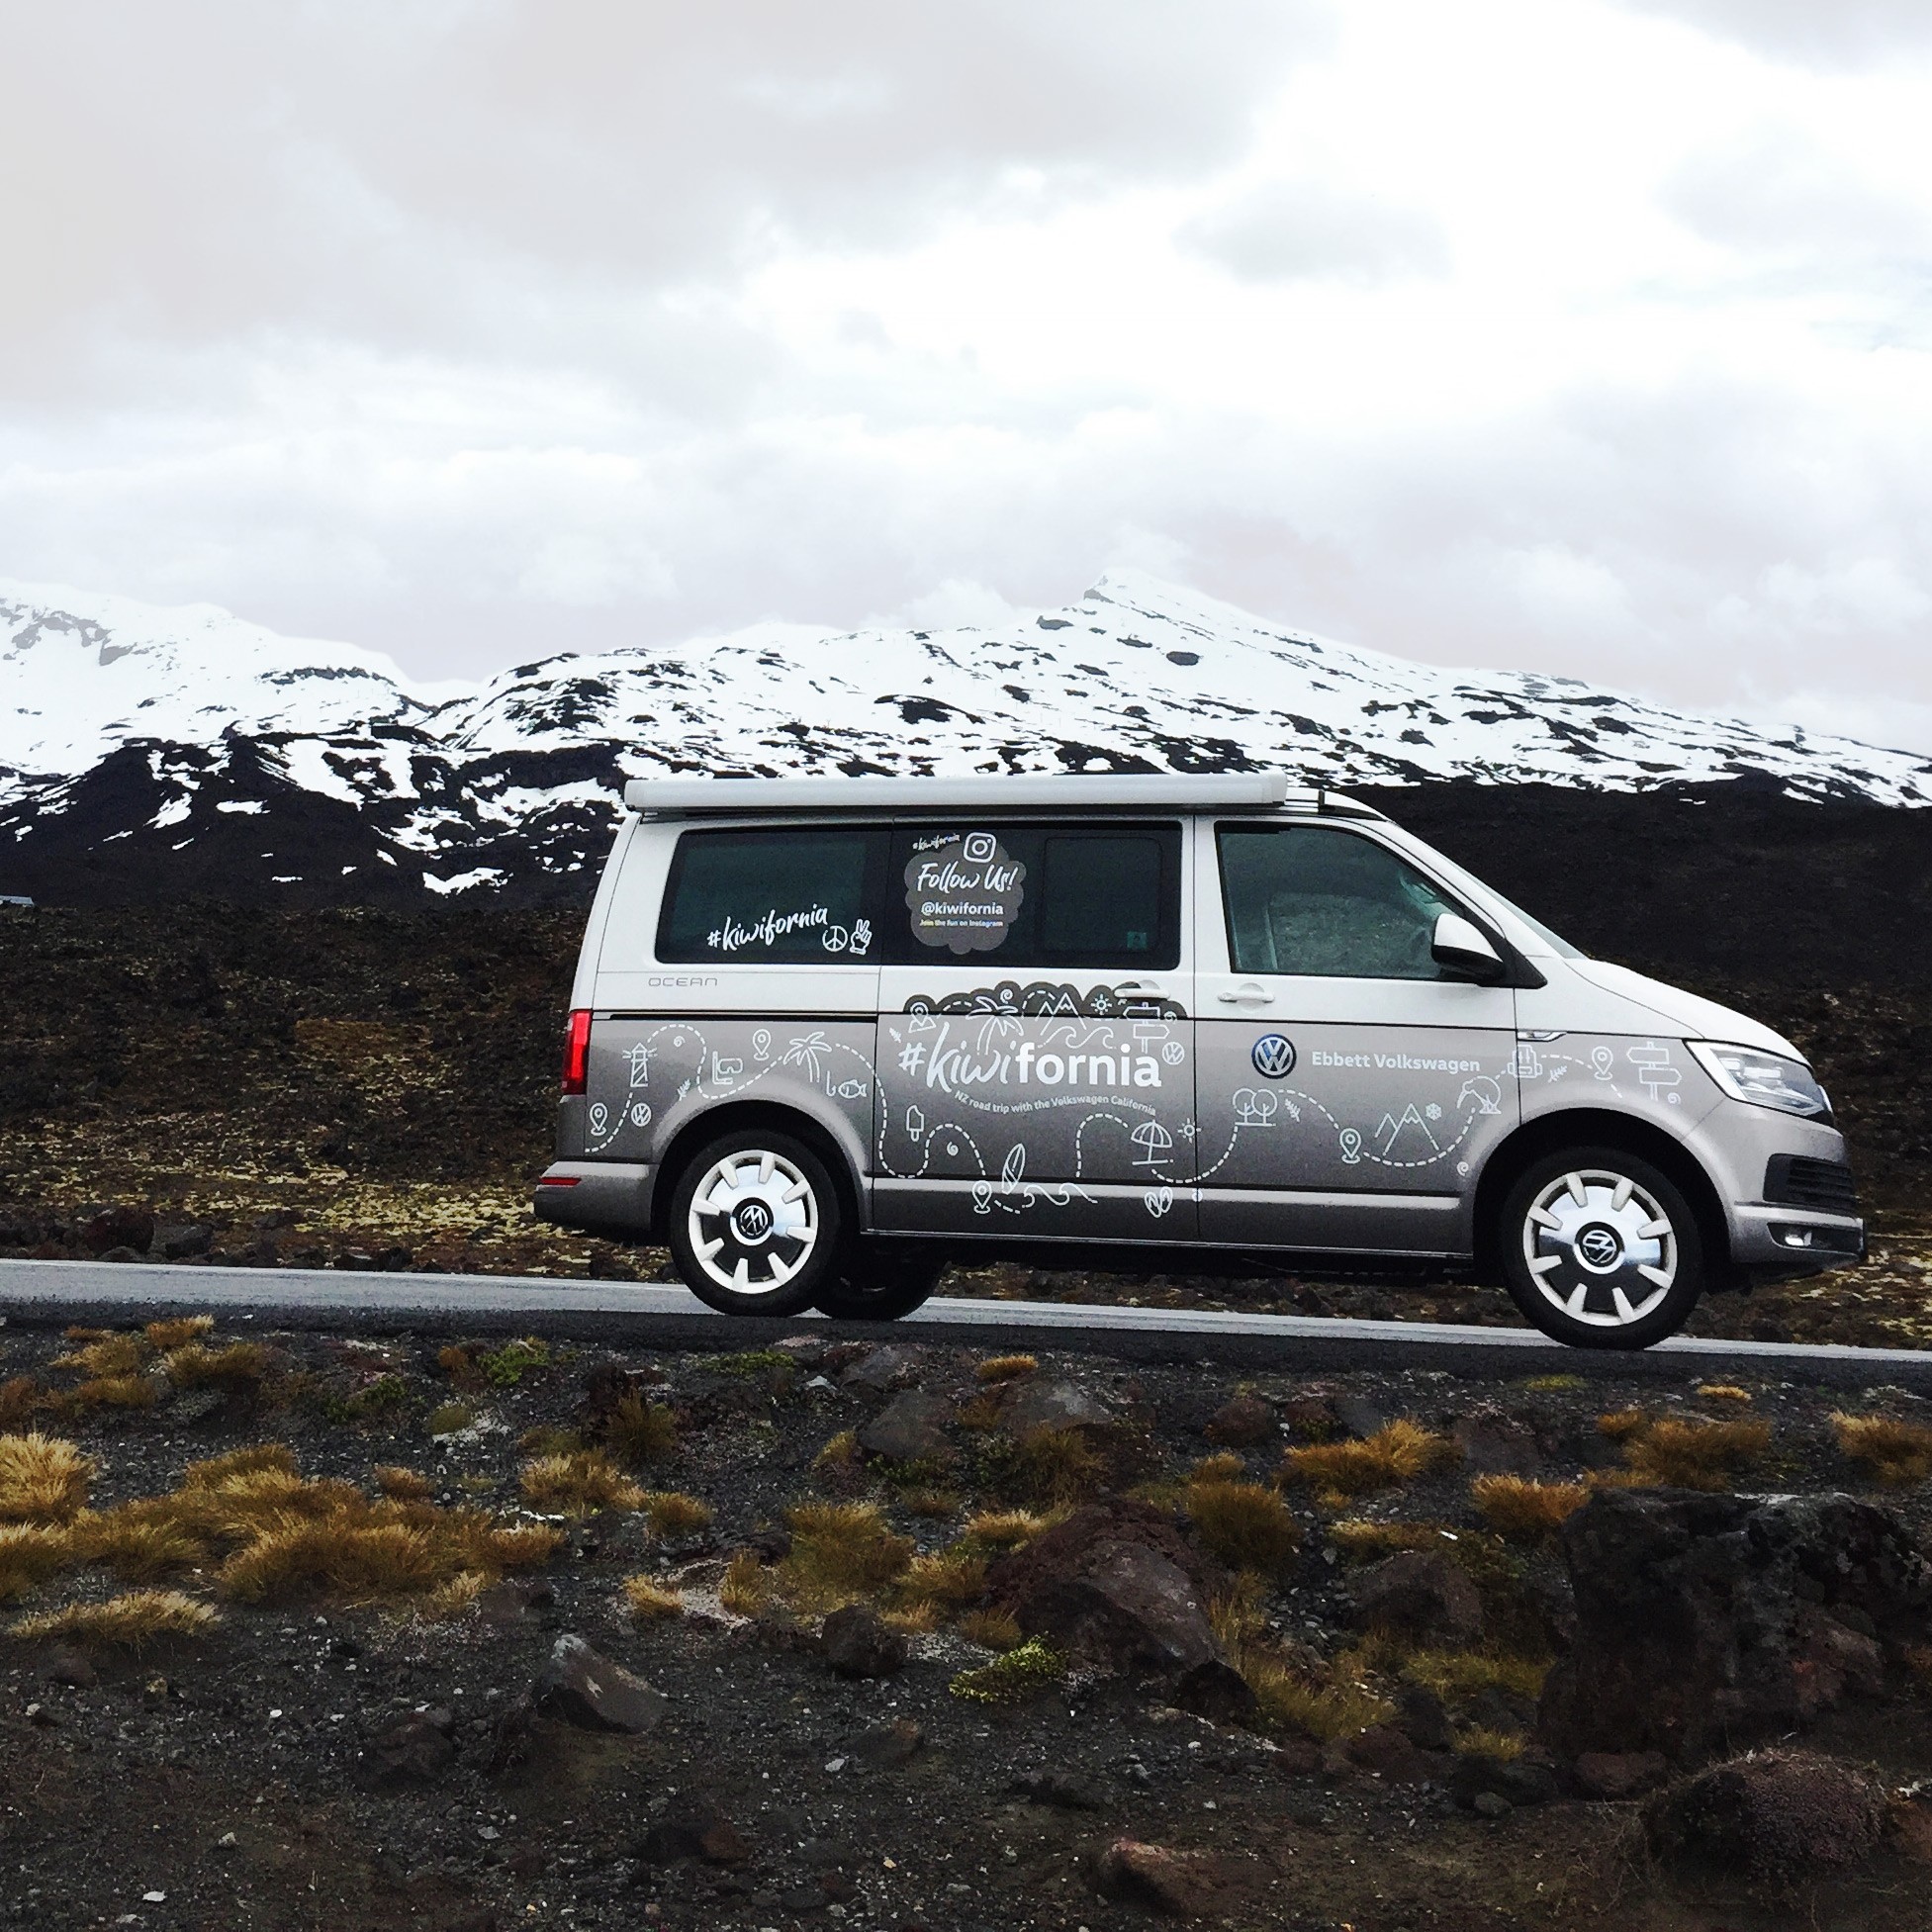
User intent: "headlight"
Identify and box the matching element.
[1689,1042,1832,1122]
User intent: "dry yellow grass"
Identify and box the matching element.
[1281,1421,1459,1504]
[1697,1384,1753,1404]
[1618,1417,1773,1491]
[622,1575,686,1621]
[995,1427,1105,1507]
[719,1549,770,1616]
[518,1450,646,1516]
[1454,1726,1526,1761]
[963,1509,1051,1551]
[71,1511,204,1582]
[374,1466,433,1501]
[1328,1520,1455,1558]
[0,1377,42,1432]
[603,1392,678,1468]
[0,1433,95,1523]
[901,1487,963,1518]
[53,1334,147,1378]
[885,1601,943,1635]
[1186,1478,1300,1576]
[221,1519,444,1601]
[1470,1475,1590,1541]
[13,1589,220,1649]
[639,1491,713,1537]
[975,1353,1039,1384]
[775,1501,913,1613]
[1191,1452,1247,1483]
[811,1429,864,1480]
[144,1316,215,1349]
[1402,1648,1549,1704]
[1240,1647,1395,1740]
[162,1341,270,1390]
[72,1374,157,1412]
[899,1547,988,1612]
[419,1571,488,1621]
[1831,1414,1932,1487]
[1596,1408,1649,1442]
[959,1606,1023,1651]
[0,1523,73,1602]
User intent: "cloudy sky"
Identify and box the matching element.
[4,0,1931,749]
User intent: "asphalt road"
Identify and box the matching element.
[1,1256,1923,1389]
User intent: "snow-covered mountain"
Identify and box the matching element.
[3,570,1927,903]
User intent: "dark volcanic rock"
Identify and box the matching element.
[81,1204,155,1255]
[531,1634,666,1733]
[1350,1550,1485,1646]
[989,1499,1223,1675]
[1452,1408,1542,1475]
[839,1344,928,1392]
[1645,1749,1886,1883]
[1573,1751,1670,1800]
[1393,1683,1454,1753]
[637,1794,752,1866]
[853,1717,923,1768]
[857,1389,953,1462]
[1011,1767,1107,1809]
[360,1708,457,1790]
[821,1605,908,1680]
[1537,1491,1932,1764]
[997,1378,1116,1436]
[1093,1838,1227,1915]
[1202,1393,1276,1448]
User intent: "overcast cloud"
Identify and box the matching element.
[2,0,1929,751]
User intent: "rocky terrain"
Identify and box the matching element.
[6,1318,1932,1929]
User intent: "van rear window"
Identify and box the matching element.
[657,828,885,964]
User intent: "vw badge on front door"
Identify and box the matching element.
[1250,1034,1296,1078]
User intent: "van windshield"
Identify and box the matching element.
[1409,845,1588,959]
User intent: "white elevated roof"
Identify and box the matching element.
[621,773,1383,817]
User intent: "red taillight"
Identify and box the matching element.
[561,1008,593,1095]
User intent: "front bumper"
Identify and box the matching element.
[1726,1202,1866,1279]
[532,1161,655,1240]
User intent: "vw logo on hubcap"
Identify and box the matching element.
[733,1200,774,1243]
[1250,1033,1296,1079]
[1577,1224,1623,1271]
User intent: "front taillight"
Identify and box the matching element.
[561,1008,593,1095]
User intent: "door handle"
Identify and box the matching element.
[1217,984,1275,1006]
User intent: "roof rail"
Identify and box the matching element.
[619,772,1389,820]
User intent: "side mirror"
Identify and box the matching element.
[1432,911,1505,982]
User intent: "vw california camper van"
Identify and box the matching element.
[534,775,1862,1348]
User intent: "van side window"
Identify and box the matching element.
[886,822,1180,969]
[657,828,886,964]
[1218,825,1459,979]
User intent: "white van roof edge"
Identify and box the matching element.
[620,774,1385,818]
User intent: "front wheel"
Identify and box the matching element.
[667,1130,846,1317]
[1497,1148,1704,1350]
[813,1243,945,1322]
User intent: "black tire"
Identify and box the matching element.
[666,1128,847,1318]
[812,1242,945,1322]
[1497,1146,1705,1350]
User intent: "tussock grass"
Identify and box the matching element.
[518,1450,645,1516]
[426,1402,476,1436]
[144,1316,215,1349]
[900,1487,963,1518]
[0,1378,42,1431]
[639,1491,713,1537]
[71,1512,204,1582]
[1328,1520,1456,1559]
[1615,1417,1773,1491]
[962,1509,1051,1551]
[622,1575,686,1622]
[1518,1374,1585,1393]
[0,1523,73,1602]
[955,1392,1005,1431]
[436,1343,487,1391]
[885,1601,942,1635]
[975,1353,1039,1384]
[719,1549,770,1617]
[222,1519,443,1602]
[1242,1650,1395,1741]
[980,1427,1105,1508]
[1454,1726,1525,1761]
[0,1434,95,1523]
[162,1341,269,1390]
[13,1589,219,1649]
[517,1426,583,1458]
[1596,1408,1649,1443]
[54,1334,147,1378]
[1281,1421,1459,1504]
[959,1606,1023,1651]
[812,1430,864,1481]
[603,1392,678,1468]
[774,1501,912,1613]
[374,1466,433,1501]
[1191,1451,1247,1483]
[419,1571,488,1621]
[73,1374,157,1412]
[1470,1475,1589,1541]
[1831,1414,1932,1488]
[1697,1384,1753,1404]
[1186,1478,1300,1576]
[898,1547,988,1613]
[950,1634,1066,1703]
[1402,1648,1549,1704]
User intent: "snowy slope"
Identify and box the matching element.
[1,570,1927,903]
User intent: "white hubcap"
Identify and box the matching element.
[687,1150,817,1295]
[1522,1168,1677,1328]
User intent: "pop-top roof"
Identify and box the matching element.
[620,773,1385,818]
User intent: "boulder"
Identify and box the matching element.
[990,1499,1222,1675]
[82,1205,155,1256]
[1203,1394,1276,1448]
[1326,1723,1433,1784]
[1537,1491,1932,1765]
[636,1794,751,1866]
[821,1604,908,1679]
[1573,1751,1670,1801]
[1331,1395,1389,1439]
[853,1716,923,1768]
[1645,1749,1886,1884]
[857,1390,953,1463]
[360,1708,457,1790]
[998,1378,1116,1437]
[1452,1409,1542,1476]
[1392,1683,1453,1753]
[1011,1768,1106,1809]
[840,1344,928,1392]
[1349,1550,1484,1647]
[1092,1839,1227,1916]
[1452,1751,1558,1810]
[531,1634,666,1734]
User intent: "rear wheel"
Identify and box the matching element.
[667,1129,845,1318]
[1498,1147,1704,1350]
[812,1242,945,1322]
